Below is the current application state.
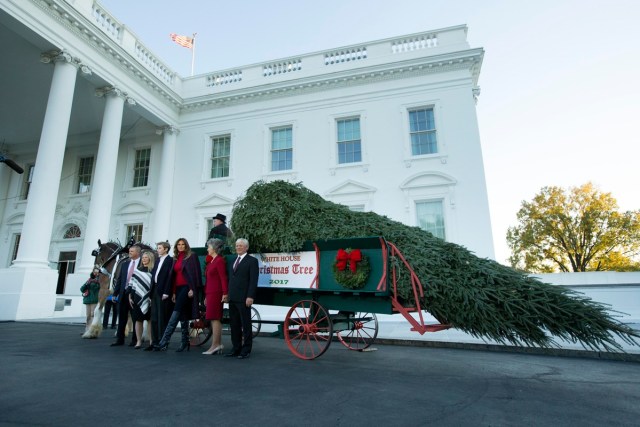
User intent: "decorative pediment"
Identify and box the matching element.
[194,193,235,209]
[6,213,24,225]
[400,172,456,190]
[325,180,377,197]
[116,201,153,215]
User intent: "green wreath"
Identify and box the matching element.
[332,248,371,290]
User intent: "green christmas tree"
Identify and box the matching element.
[231,180,639,351]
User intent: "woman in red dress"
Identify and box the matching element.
[202,238,228,355]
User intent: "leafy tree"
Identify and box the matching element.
[507,183,640,273]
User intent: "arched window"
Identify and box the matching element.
[63,225,81,239]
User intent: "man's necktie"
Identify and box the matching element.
[233,256,241,272]
[127,260,135,283]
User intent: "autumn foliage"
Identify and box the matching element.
[508,183,640,272]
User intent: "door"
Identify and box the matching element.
[56,251,77,294]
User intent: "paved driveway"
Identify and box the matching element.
[0,322,638,426]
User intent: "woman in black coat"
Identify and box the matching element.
[155,238,201,351]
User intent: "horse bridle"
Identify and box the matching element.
[92,236,137,277]
[92,243,126,278]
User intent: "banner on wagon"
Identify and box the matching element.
[255,251,317,289]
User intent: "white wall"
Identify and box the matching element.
[172,68,494,258]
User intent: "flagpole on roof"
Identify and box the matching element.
[191,33,197,76]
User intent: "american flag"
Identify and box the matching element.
[169,33,194,49]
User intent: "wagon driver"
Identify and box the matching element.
[207,213,232,243]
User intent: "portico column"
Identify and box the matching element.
[12,51,87,269]
[153,126,178,242]
[0,158,11,232]
[78,87,134,273]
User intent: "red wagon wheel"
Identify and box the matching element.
[190,305,211,346]
[336,312,378,351]
[284,300,333,360]
[190,315,212,347]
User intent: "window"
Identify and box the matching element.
[11,234,21,262]
[211,135,230,178]
[63,225,81,239]
[132,148,151,187]
[76,156,94,194]
[271,127,293,171]
[337,118,361,164]
[348,205,365,212]
[409,108,437,155]
[205,218,214,241]
[126,224,143,243]
[21,164,34,200]
[416,200,445,239]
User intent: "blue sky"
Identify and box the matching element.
[100,0,640,264]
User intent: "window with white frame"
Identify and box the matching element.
[409,108,437,155]
[271,126,293,171]
[21,164,34,200]
[132,148,151,187]
[11,233,21,262]
[337,118,361,164]
[76,156,94,194]
[211,135,231,178]
[416,200,445,239]
[126,223,143,243]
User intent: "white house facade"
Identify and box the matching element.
[0,0,494,320]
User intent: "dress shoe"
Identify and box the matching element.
[143,345,155,352]
[110,341,124,347]
[134,345,142,350]
[237,354,250,359]
[224,352,240,358]
[128,341,136,347]
[203,344,224,355]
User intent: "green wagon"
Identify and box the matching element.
[192,236,450,360]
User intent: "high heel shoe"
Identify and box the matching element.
[176,342,190,352]
[202,344,224,355]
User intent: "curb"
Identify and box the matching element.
[374,337,640,363]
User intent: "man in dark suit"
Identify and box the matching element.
[225,238,259,359]
[147,241,173,351]
[110,245,141,346]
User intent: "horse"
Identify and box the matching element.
[82,238,153,339]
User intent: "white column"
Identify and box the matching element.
[78,87,133,273]
[0,160,11,233]
[12,52,81,269]
[153,126,178,242]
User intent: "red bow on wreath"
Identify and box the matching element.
[336,249,362,273]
